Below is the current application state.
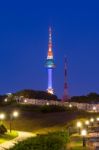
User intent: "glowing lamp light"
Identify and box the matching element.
[81,129,87,137]
[4,98,8,102]
[90,118,94,122]
[96,117,99,121]
[93,106,96,111]
[24,99,27,103]
[85,120,89,125]
[13,111,19,117]
[77,122,82,128]
[0,113,5,120]
[69,104,72,108]
[46,102,49,106]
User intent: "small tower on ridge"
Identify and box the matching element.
[62,56,69,101]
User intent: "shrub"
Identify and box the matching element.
[0,124,7,134]
[10,131,69,150]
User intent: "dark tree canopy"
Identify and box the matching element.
[71,92,99,103]
[14,89,58,100]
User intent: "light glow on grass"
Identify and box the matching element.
[67,134,88,150]
[0,131,18,144]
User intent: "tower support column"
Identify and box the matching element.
[47,68,53,94]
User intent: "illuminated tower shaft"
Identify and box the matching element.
[45,27,55,94]
[48,68,52,89]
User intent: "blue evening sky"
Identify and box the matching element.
[0,0,99,98]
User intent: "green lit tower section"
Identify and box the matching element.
[45,27,55,94]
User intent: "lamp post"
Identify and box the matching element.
[90,118,94,126]
[77,122,82,135]
[96,117,99,125]
[85,120,89,130]
[81,129,87,147]
[0,113,5,124]
[10,111,19,133]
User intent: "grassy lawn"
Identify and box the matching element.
[1,104,99,133]
[67,134,88,150]
[0,131,18,143]
[1,104,78,133]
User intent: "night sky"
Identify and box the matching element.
[0,0,99,98]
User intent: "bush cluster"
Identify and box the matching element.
[10,131,69,150]
[0,124,7,134]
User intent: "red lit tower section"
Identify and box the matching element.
[62,56,69,101]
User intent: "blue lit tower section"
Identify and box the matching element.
[45,27,55,94]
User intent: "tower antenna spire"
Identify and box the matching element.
[49,27,52,51]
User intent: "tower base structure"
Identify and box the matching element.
[62,95,69,102]
[47,88,54,94]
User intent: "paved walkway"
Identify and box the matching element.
[0,131,36,150]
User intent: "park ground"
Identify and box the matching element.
[0,103,98,149]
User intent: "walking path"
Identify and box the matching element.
[0,131,36,150]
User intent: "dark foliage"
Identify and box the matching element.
[10,131,69,150]
[40,105,78,113]
[0,124,7,134]
[70,92,99,103]
[14,89,58,100]
[0,95,6,104]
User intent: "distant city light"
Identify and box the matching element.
[4,98,8,102]
[69,104,72,108]
[93,106,96,111]
[24,99,27,103]
[46,102,49,106]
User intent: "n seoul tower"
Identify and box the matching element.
[45,27,55,94]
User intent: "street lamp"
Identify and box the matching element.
[10,111,19,133]
[81,129,87,147]
[85,120,89,126]
[96,117,99,125]
[90,118,94,126]
[96,117,99,121]
[77,121,82,134]
[13,111,19,117]
[0,113,5,124]
[85,120,90,130]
